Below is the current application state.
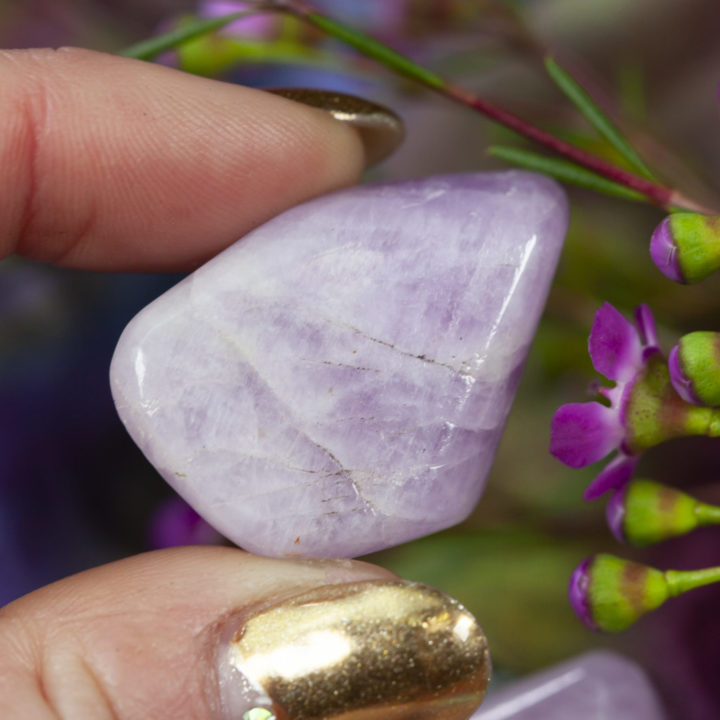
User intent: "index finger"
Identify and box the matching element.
[0,48,367,271]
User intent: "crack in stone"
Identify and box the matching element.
[196,317,379,515]
[240,298,466,376]
[190,310,486,517]
[318,359,381,373]
[206,471,357,507]
[343,323,460,373]
[191,449,339,477]
[306,439,379,516]
[206,295,475,378]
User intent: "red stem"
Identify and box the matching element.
[444,85,673,208]
[279,0,713,213]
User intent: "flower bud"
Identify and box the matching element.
[569,554,669,632]
[606,479,703,546]
[669,331,720,407]
[623,352,720,456]
[569,554,720,632]
[650,213,720,284]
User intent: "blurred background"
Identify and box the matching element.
[2,1,720,717]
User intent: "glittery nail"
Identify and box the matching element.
[267,88,405,168]
[214,580,491,720]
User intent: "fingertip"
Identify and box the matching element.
[0,49,368,271]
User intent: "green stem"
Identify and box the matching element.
[544,56,655,181]
[119,10,269,61]
[682,405,720,441]
[488,145,647,202]
[444,83,673,207]
[293,9,446,89]
[695,501,720,526]
[709,408,720,437]
[665,566,720,596]
[276,1,706,211]
[118,0,716,213]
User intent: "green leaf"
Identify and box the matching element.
[119,11,263,61]
[545,57,654,180]
[304,12,445,90]
[489,145,649,203]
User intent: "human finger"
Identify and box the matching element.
[0,547,490,720]
[0,48,380,271]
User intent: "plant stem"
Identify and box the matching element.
[275,0,714,212]
[444,83,672,205]
[665,566,720,596]
[120,10,270,61]
[695,501,720,526]
[488,145,648,202]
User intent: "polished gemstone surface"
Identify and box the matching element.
[110,172,567,557]
[474,652,666,719]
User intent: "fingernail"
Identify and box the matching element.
[268,88,405,168]
[214,579,491,720]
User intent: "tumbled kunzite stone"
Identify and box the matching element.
[473,651,666,719]
[110,172,567,557]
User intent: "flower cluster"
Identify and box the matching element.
[550,302,720,501]
[554,303,720,631]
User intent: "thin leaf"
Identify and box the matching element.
[489,145,649,203]
[303,12,446,90]
[119,11,263,61]
[545,57,655,181]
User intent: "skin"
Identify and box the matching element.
[0,47,365,269]
[0,48,393,719]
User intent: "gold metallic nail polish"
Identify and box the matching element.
[215,580,491,720]
[268,88,405,168]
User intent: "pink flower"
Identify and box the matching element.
[550,303,660,500]
[199,1,277,38]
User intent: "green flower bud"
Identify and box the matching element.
[571,554,668,632]
[669,331,720,407]
[650,213,720,284]
[624,353,720,454]
[569,553,720,632]
[606,479,720,546]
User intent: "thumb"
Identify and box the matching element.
[0,547,490,720]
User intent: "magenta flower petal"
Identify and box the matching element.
[199,1,275,37]
[550,402,621,468]
[568,557,599,631]
[588,302,643,381]
[583,453,638,501]
[605,487,628,542]
[650,216,685,283]
[634,304,658,350]
[668,343,701,405]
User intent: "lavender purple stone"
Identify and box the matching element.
[473,652,666,719]
[110,172,568,557]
